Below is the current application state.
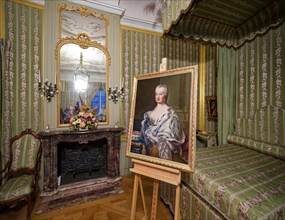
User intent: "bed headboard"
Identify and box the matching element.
[227,105,285,160]
[233,105,285,147]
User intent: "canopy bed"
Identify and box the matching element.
[160,0,285,219]
[162,0,284,48]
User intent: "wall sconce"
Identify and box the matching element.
[38,79,58,103]
[108,77,125,104]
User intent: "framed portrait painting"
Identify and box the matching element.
[126,66,198,172]
[206,96,218,121]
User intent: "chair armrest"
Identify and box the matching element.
[0,164,9,182]
[0,164,8,174]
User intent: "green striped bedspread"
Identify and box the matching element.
[182,144,285,220]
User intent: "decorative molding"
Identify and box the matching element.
[67,0,125,17]
[121,16,162,33]
[121,25,162,36]
[58,3,109,47]
[12,0,44,9]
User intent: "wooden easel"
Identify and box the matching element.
[131,58,180,219]
[130,159,181,220]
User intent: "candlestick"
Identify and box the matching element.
[122,76,124,88]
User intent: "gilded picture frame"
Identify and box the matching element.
[206,96,218,121]
[126,66,198,172]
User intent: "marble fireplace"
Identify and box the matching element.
[37,127,123,212]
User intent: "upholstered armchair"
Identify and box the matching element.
[0,129,42,220]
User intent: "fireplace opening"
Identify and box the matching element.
[57,138,108,185]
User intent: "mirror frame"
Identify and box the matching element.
[126,66,198,172]
[56,34,111,128]
[56,4,110,128]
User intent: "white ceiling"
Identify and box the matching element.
[30,0,162,32]
[102,0,159,23]
[75,0,163,32]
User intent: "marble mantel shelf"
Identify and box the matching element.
[38,127,124,138]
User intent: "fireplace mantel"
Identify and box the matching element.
[37,127,124,212]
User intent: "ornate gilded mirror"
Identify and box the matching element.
[56,4,110,127]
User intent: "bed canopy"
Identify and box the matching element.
[162,0,285,48]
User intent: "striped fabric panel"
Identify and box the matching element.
[234,106,285,147]
[11,134,40,171]
[235,24,285,146]
[205,45,217,132]
[160,181,223,220]
[162,0,192,33]
[180,184,223,220]
[3,1,42,165]
[160,182,176,214]
[0,175,32,201]
[163,0,284,48]
[227,134,285,160]
[236,1,284,47]
[182,144,285,220]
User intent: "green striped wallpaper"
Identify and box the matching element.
[121,29,217,133]
[121,28,162,128]
[161,37,217,132]
[2,1,43,163]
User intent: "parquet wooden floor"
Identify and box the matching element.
[0,174,173,220]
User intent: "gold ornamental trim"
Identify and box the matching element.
[199,44,206,130]
[57,3,109,48]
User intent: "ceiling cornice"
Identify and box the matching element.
[67,0,125,17]
[121,16,162,33]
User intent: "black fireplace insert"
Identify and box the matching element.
[57,138,108,185]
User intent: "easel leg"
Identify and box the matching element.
[138,177,148,219]
[131,174,139,220]
[174,184,181,220]
[150,179,159,220]
[130,159,181,220]
[131,174,148,220]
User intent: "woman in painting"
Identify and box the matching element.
[210,100,217,117]
[141,84,185,160]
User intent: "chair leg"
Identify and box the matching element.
[26,198,32,220]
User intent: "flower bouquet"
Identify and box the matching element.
[70,104,99,130]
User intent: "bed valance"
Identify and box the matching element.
[162,0,285,48]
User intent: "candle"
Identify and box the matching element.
[39,70,41,83]
[55,72,57,84]
[121,76,124,88]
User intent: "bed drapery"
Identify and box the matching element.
[162,0,285,49]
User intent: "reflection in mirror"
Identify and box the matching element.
[59,42,109,126]
[74,52,90,92]
[59,4,108,46]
